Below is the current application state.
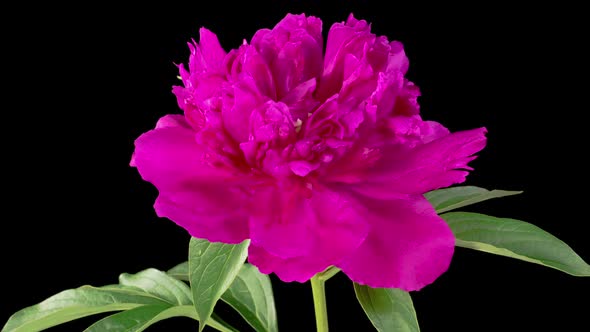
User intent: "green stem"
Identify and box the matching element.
[318,266,341,281]
[311,275,329,332]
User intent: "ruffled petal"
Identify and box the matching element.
[345,127,487,199]
[337,195,454,290]
[280,78,319,121]
[222,77,264,143]
[252,13,323,99]
[247,185,368,281]
[323,14,371,76]
[319,14,375,100]
[198,28,226,71]
[186,28,226,74]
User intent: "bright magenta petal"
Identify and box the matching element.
[337,195,454,291]
[132,116,249,243]
[252,13,323,99]
[155,114,191,129]
[198,28,227,71]
[248,184,314,258]
[247,186,368,281]
[352,127,487,199]
[132,116,237,189]
[155,185,248,243]
[247,245,329,282]
[222,77,264,143]
[280,78,319,121]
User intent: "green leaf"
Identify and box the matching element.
[442,212,590,276]
[84,305,237,332]
[208,313,240,332]
[2,286,168,332]
[425,186,522,213]
[354,283,420,332]
[221,263,278,332]
[119,268,192,305]
[169,261,277,331]
[167,261,189,282]
[189,237,250,332]
[84,304,171,332]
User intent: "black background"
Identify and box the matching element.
[3,1,589,331]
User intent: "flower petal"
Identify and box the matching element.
[347,127,487,199]
[131,116,238,190]
[155,185,249,244]
[197,28,226,72]
[280,78,320,121]
[247,185,368,281]
[337,195,454,290]
[323,14,371,76]
[131,115,250,243]
[318,14,375,100]
[248,184,313,258]
[222,77,263,143]
[155,114,192,129]
[247,245,324,282]
[185,28,226,75]
[252,13,323,99]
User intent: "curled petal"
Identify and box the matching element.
[323,14,371,76]
[385,41,410,74]
[252,13,323,99]
[222,76,264,143]
[281,78,320,121]
[249,101,295,144]
[366,60,413,122]
[226,45,275,98]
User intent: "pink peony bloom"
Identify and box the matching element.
[131,13,487,291]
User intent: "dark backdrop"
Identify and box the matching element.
[3,1,588,331]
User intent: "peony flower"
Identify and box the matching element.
[131,13,487,291]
